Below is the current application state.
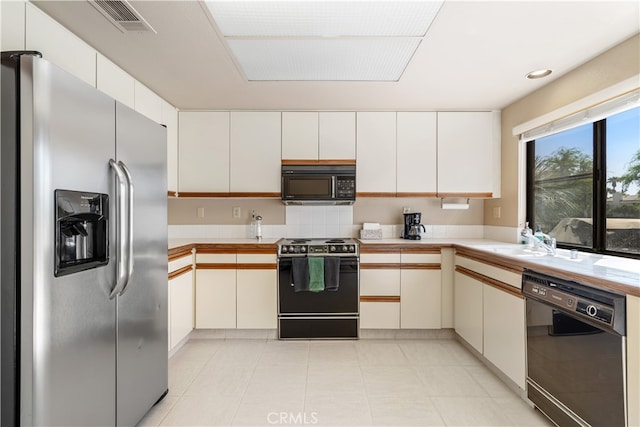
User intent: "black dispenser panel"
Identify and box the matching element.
[55,190,108,276]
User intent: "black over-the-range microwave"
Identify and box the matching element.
[281,164,356,205]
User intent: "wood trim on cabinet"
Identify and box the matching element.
[360,295,401,303]
[401,263,441,270]
[168,249,193,262]
[168,265,193,280]
[396,192,438,198]
[360,263,402,269]
[176,192,281,198]
[281,159,356,165]
[168,191,177,197]
[236,263,277,270]
[437,192,493,198]
[359,246,402,254]
[356,192,398,198]
[196,247,238,255]
[168,244,195,258]
[455,265,523,299]
[455,248,525,275]
[401,248,442,254]
[236,248,277,255]
[196,263,237,270]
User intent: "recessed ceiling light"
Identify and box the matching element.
[526,69,552,79]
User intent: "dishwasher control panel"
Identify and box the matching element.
[522,269,625,335]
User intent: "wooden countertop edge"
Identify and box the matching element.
[359,243,452,253]
[168,265,193,280]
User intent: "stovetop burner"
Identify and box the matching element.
[290,239,311,244]
[325,239,345,244]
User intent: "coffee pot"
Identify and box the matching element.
[402,212,426,240]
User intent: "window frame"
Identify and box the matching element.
[526,118,639,260]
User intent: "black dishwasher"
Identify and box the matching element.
[523,270,626,427]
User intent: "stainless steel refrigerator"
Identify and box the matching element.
[1,51,168,426]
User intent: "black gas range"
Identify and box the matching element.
[277,238,359,339]
[277,238,359,257]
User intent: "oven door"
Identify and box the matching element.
[278,256,358,315]
[526,297,626,426]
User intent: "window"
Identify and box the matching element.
[527,106,640,258]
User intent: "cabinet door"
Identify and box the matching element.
[282,112,318,160]
[230,112,281,193]
[396,112,437,194]
[356,112,396,193]
[195,269,236,328]
[2,1,25,51]
[360,269,401,296]
[169,270,194,350]
[360,302,400,329]
[454,271,483,353]
[178,112,230,193]
[236,269,277,329]
[483,285,525,389]
[161,101,179,194]
[319,112,356,160]
[96,54,135,109]
[400,269,442,329]
[437,111,500,196]
[133,81,162,123]
[25,3,96,86]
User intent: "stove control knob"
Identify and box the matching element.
[330,246,336,252]
[586,304,598,317]
[342,245,348,252]
[281,246,288,253]
[289,246,296,253]
[349,245,355,252]
[301,246,307,252]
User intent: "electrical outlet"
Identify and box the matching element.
[493,207,501,219]
[196,207,205,218]
[232,206,241,218]
[403,207,411,214]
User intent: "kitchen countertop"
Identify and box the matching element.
[168,237,640,297]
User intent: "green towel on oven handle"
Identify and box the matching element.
[307,257,325,292]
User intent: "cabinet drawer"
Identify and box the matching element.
[361,253,401,264]
[360,269,400,296]
[237,253,276,264]
[169,255,193,273]
[455,255,521,288]
[196,253,237,264]
[401,253,441,264]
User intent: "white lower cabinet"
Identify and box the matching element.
[195,269,237,328]
[360,301,400,329]
[401,269,442,329]
[236,269,277,329]
[453,270,484,353]
[169,269,194,350]
[359,256,401,329]
[483,284,526,389]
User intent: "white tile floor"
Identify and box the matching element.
[137,338,552,426]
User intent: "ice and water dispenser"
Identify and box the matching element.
[55,190,109,276]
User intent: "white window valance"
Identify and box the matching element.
[513,76,640,142]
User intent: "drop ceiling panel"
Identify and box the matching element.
[228,38,421,81]
[205,1,444,37]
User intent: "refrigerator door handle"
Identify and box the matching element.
[118,160,135,296]
[109,159,129,299]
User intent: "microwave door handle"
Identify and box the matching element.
[332,176,336,198]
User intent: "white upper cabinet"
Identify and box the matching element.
[134,81,163,123]
[319,112,356,160]
[161,101,179,194]
[396,112,437,195]
[356,112,397,194]
[437,111,501,197]
[25,4,96,86]
[230,112,281,193]
[96,54,135,109]
[282,112,319,160]
[1,1,25,51]
[178,112,230,193]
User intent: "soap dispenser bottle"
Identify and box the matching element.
[534,225,544,241]
[520,222,532,244]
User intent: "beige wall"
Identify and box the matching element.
[168,197,484,226]
[485,34,640,227]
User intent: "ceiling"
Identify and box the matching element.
[32,0,640,111]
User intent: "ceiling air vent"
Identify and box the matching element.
[89,0,156,33]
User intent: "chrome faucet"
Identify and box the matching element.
[526,233,557,256]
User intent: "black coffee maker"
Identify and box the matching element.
[403,212,426,240]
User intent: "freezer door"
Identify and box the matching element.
[115,102,168,426]
[21,55,117,425]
